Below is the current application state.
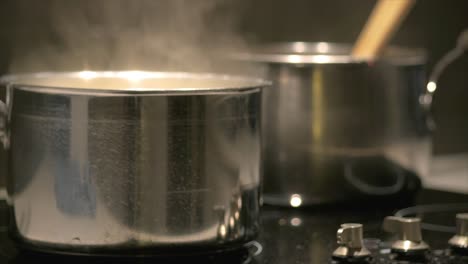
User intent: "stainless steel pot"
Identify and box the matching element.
[0,71,268,254]
[238,42,432,206]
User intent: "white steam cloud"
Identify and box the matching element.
[8,0,261,76]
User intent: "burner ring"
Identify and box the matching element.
[395,203,468,233]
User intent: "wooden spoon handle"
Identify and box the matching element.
[352,0,416,60]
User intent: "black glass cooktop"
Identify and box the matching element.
[1,189,468,264]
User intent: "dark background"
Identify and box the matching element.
[0,0,466,158]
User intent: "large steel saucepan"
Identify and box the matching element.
[0,71,268,255]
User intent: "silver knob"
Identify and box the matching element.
[383,216,429,253]
[333,223,371,259]
[449,213,468,249]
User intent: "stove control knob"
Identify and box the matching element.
[449,213,468,249]
[383,216,429,253]
[332,223,371,260]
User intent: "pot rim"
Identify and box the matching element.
[233,42,427,65]
[0,71,270,95]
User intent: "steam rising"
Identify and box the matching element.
[9,0,259,77]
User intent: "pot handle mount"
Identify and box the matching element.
[0,99,8,148]
[421,28,468,109]
[0,87,9,201]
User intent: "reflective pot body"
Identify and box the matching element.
[246,43,431,206]
[0,72,266,254]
